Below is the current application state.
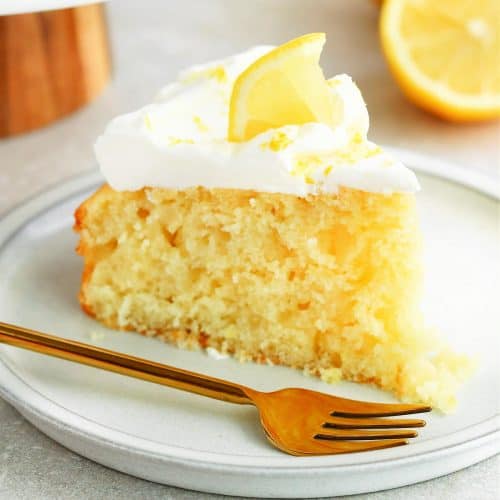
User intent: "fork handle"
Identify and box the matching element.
[0,321,254,405]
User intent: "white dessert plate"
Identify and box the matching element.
[0,149,498,498]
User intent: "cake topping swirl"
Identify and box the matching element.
[95,36,419,195]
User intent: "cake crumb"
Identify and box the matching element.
[88,330,105,341]
[145,190,156,203]
[206,347,229,360]
[118,232,128,244]
[319,367,342,384]
[222,325,238,339]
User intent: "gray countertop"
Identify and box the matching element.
[0,1,498,498]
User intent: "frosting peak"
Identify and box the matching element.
[95,46,419,195]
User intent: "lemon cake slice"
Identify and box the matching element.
[75,34,472,411]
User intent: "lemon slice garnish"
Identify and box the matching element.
[228,33,338,142]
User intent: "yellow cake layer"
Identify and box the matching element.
[75,184,472,411]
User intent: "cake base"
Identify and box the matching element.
[75,184,472,411]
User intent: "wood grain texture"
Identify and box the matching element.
[0,3,111,137]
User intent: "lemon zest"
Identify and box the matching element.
[260,131,292,152]
[193,115,209,132]
[208,65,228,83]
[365,145,382,159]
[327,78,341,88]
[352,132,363,144]
[168,137,195,145]
[292,154,323,176]
[182,64,228,84]
[144,114,153,131]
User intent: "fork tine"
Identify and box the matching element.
[315,428,418,441]
[324,416,426,429]
[303,438,409,455]
[330,398,431,418]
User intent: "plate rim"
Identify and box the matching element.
[0,149,499,476]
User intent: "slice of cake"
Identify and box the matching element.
[75,34,472,411]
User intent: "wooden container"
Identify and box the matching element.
[0,3,111,137]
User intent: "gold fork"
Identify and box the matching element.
[0,321,430,456]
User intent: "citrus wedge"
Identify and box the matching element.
[228,33,338,142]
[380,0,500,122]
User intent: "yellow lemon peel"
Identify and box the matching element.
[228,33,338,142]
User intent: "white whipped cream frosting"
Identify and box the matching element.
[95,46,419,195]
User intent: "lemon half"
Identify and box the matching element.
[380,0,500,122]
